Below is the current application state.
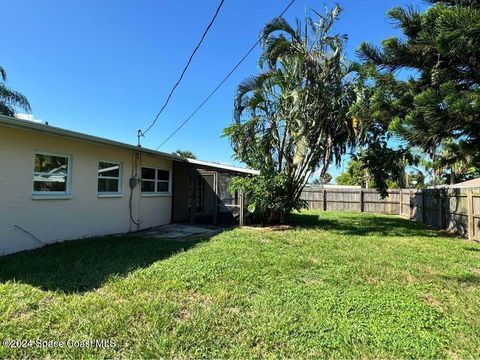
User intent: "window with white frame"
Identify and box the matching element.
[141,167,170,193]
[33,153,71,194]
[98,161,121,194]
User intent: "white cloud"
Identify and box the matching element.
[16,113,44,123]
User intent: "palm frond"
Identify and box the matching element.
[0,83,31,115]
[0,103,14,117]
[259,35,295,69]
[0,66,6,82]
[260,17,300,47]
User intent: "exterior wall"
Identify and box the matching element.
[0,125,172,255]
[138,152,173,229]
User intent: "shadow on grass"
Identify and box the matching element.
[0,213,449,294]
[289,212,446,238]
[441,272,480,285]
[464,246,480,252]
[0,234,210,294]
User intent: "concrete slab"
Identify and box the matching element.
[137,224,221,240]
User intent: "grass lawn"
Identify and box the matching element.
[1,211,480,358]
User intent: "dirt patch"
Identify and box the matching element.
[303,277,324,286]
[176,291,214,323]
[469,268,480,276]
[185,291,213,307]
[176,308,193,323]
[422,293,443,310]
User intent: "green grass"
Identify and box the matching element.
[1,211,480,358]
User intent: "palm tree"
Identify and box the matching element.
[260,6,357,179]
[436,140,477,184]
[172,150,197,159]
[225,6,357,223]
[0,65,31,117]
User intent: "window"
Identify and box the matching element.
[98,161,121,194]
[33,153,71,194]
[141,167,170,194]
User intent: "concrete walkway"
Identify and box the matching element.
[137,224,222,240]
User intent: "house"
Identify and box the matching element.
[451,177,480,188]
[0,114,258,255]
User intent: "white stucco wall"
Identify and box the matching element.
[0,125,172,255]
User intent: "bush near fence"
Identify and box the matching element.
[301,185,480,241]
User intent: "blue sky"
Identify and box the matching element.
[2,0,426,179]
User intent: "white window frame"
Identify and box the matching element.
[141,167,172,196]
[97,160,123,197]
[32,151,72,199]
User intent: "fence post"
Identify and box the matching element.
[409,190,414,220]
[399,190,403,216]
[239,192,244,227]
[422,190,426,224]
[387,191,392,214]
[467,190,474,240]
[439,190,444,229]
[360,189,364,212]
[323,189,327,211]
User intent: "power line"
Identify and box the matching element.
[141,0,226,136]
[155,0,297,150]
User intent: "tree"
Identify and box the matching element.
[408,170,426,189]
[436,140,479,184]
[0,66,31,117]
[172,150,197,159]
[346,62,421,195]
[311,172,332,185]
[336,146,417,193]
[356,0,480,186]
[336,160,367,187]
[359,142,417,193]
[224,6,357,224]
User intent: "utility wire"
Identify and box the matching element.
[142,0,226,136]
[155,0,297,150]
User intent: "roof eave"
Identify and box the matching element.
[0,114,185,162]
[0,115,259,175]
[185,158,260,175]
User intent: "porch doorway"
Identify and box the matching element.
[171,161,243,226]
[189,172,216,225]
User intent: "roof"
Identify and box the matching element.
[451,177,480,188]
[305,184,361,189]
[0,114,258,175]
[186,158,259,175]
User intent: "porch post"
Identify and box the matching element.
[190,167,197,225]
[213,172,218,226]
[239,192,244,227]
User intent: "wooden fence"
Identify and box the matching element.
[301,186,480,241]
